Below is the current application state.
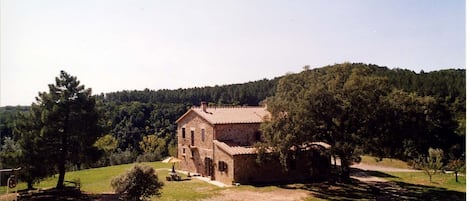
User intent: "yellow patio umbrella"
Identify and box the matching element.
[162,156,181,173]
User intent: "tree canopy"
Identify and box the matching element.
[19,71,102,188]
[258,63,464,181]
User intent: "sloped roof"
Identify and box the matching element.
[213,140,331,156]
[176,106,270,125]
[213,140,258,155]
[302,142,331,149]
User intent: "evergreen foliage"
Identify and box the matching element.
[11,71,103,189]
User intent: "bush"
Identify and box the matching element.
[109,149,138,165]
[136,152,162,163]
[111,164,164,201]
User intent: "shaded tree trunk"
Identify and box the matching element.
[27,180,34,190]
[339,156,351,183]
[56,132,67,189]
[57,109,69,189]
[56,162,66,189]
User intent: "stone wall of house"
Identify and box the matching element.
[213,143,235,185]
[178,112,215,175]
[232,149,331,184]
[176,109,331,185]
[215,123,261,146]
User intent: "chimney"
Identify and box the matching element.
[201,101,208,113]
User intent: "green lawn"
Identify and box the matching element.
[0,162,172,194]
[1,161,465,201]
[1,162,224,201]
[382,171,466,192]
[359,155,465,193]
[157,170,221,201]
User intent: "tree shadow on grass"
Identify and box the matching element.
[17,187,91,201]
[17,188,122,201]
[349,168,399,180]
[87,193,120,201]
[282,179,465,201]
[362,170,399,179]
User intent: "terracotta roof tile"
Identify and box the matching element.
[214,140,331,156]
[191,106,270,125]
[214,140,258,155]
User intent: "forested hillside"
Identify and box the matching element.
[259,63,465,180]
[99,78,278,105]
[0,106,29,141]
[0,63,465,170]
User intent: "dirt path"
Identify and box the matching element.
[350,163,419,183]
[350,169,388,182]
[351,163,419,172]
[200,188,310,201]
[0,193,18,201]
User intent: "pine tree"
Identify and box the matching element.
[32,70,102,189]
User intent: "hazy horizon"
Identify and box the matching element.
[1,0,465,106]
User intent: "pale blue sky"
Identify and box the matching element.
[0,0,465,106]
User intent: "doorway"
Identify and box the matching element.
[204,157,214,178]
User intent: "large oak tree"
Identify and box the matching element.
[260,64,389,180]
[259,63,461,181]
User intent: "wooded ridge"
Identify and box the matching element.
[0,63,465,174]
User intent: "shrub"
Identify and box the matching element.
[136,152,162,163]
[111,164,164,201]
[109,149,138,165]
[413,148,444,182]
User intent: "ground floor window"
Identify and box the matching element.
[218,161,228,172]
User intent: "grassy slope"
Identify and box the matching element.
[1,160,465,201]
[383,171,466,192]
[158,170,221,201]
[1,162,172,194]
[1,162,223,200]
[360,155,466,192]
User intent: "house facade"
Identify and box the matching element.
[176,102,330,185]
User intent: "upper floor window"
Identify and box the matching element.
[190,130,195,146]
[255,131,261,141]
[182,128,186,138]
[201,128,205,142]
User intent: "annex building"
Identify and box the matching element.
[176,102,330,185]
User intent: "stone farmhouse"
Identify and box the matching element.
[176,102,330,185]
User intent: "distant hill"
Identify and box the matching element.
[97,78,280,106]
[99,63,465,108]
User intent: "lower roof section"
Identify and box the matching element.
[213,140,331,156]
